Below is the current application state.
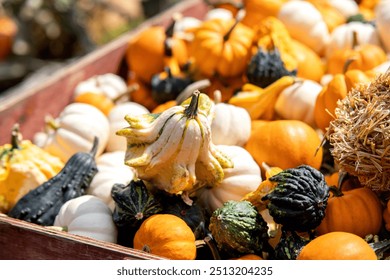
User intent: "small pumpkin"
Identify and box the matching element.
[245,120,323,171]
[297,231,377,260]
[87,151,135,210]
[316,176,383,238]
[196,145,262,214]
[241,0,288,28]
[375,0,390,52]
[133,214,197,260]
[54,195,117,243]
[8,138,99,226]
[0,15,18,60]
[383,200,390,232]
[190,18,254,78]
[209,200,270,258]
[0,124,64,212]
[126,73,159,111]
[36,103,109,162]
[326,31,387,75]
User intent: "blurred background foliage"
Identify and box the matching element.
[0,0,180,92]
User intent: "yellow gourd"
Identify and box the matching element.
[0,124,64,212]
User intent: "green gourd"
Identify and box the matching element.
[262,165,330,232]
[273,230,311,260]
[8,137,99,226]
[209,200,270,258]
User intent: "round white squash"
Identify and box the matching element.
[196,145,262,213]
[278,0,330,55]
[325,21,382,58]
[274,79,323,128]
[375,0,390,53]
[73,73,128,101]
[106,102,150,152]
[87,151,135,211]
[36,102,110,162]
[54,195,117,243]
[211,102,251,146]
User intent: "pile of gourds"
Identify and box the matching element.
[1,0,390,260]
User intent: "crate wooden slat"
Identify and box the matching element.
[0,0,209,260]
[0,0,209,145]
[0,215,165,260]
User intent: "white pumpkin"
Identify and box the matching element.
[36,103,110,162]
[211,92,251,146]
[106,102,150,152]
[375,0,390,52]
[196,145,262,213]
[325,21,382,58]
[87,151,135,211]
[73,73,128,101]
[278,0,330,55]
[274,79,323,128]
[54,195,117,243]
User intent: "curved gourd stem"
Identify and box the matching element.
[89,136,99,157]
[114,83,139,103]
[184,90,200,118]
[328,170,349,197]
[164,13,183,57]
[10,123,21,150]
[223,18,239,42]
[176,79,210,104]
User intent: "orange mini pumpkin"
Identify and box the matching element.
[297,231,377,260]
[383,200,390,232]
[133,214,197,260]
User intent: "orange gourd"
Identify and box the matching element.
[297,231,377,260]
[127,73,158,111]
[245,120,323,172]
[231,254,263,260]
[241,0,288,28]
[133,214,196,260]
[316,181,383,238]
[383,200,390,232]
[326,31,387,75]
[74,93,115,116]
[190,18,254,78]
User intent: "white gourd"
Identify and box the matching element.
[54,195,117,243]
[375,0,390,52]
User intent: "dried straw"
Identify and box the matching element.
[326,70,390,191]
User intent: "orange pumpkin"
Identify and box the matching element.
[133,214,196,260]
[326,31,387,75]
[241,0,288,28]
[126,18,188,84]
[203,74,245,102]
[307,0,345,32]
[190,18,254,78]
[74,92,115,116]
[245,120,323,172]
[0,16,17,60]
[383,200,390,232]
[127,73,159,111]
[316,183,383,238]
[297,231,377,260]
[231,254,263,260]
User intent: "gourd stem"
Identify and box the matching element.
[223,19,239,42]
[204,234,221,260]
[89,137,99,157]
[10,123,21,150]
[351,30,359,49]
[184,90,200,118]
[342,57,357,74]
[213,90,222,104]
[114,83,139,103]
[164,13,182,56]
[328,171,348,197]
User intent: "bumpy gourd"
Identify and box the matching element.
[262,165,330,232]
[209,200,270,258]
[116,90,233,194]
[8,137,99,226]
[111,179,163,228]
[0,124,64,212]
[273,230,310,260]
[246,46,297,88]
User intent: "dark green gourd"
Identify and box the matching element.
[273,230,311,260]
[246,46,296,88]
[111,179,163,228]
[151,66,192,104]
[262,165,330,232]
[8,137,99,226]
[209,200,269,258]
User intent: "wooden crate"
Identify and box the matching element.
[0,0,209,260]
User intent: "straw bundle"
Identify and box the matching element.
[326,70,390,191]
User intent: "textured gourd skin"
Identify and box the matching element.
[209,200,269,258]
[246,47,297,88]
[273,230,310,260]
[8,138,99,226]
[111,179,163,228]
[262,165,330,232]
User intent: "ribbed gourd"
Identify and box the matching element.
[273,230,311,260]
[116,90,233,194]
[111,179,163,228]
[246,46,297,88]
[209,200,270,258]
[8,137,99,226]
[262,165,330,232]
